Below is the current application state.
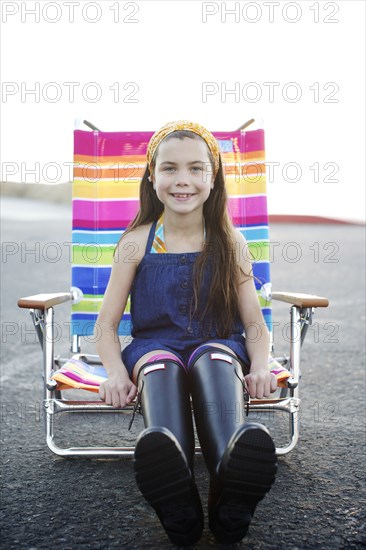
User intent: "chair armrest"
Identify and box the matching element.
[271,292,329,308]
[17,293,72,310]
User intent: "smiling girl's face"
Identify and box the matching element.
[152,136,215,213]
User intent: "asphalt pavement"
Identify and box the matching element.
[1,198,365,549]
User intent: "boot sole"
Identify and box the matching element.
[210,424,277,544]
[134,427,203,546]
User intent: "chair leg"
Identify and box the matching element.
[133,358,203,546]
[188,346,277,544]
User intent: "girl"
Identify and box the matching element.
[95,120,278,546]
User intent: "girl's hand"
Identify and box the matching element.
[244,369,277,399]
[99,373,137,408]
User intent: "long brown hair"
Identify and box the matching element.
[117,130,251,339]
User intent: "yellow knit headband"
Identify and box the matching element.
[146,120,220,176]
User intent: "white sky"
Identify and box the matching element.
[1,0,365,222]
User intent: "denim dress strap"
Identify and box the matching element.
[145,220,158,254]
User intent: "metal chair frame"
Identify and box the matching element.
[18,118,329,458]
[22,297,322,458]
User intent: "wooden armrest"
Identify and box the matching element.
[18,293,72,310]
[271,292,329,308]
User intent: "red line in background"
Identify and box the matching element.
[269,215,365,226]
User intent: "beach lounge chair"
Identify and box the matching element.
[17,119,329,457]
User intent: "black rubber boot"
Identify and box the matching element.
[188,346,277,544]
[133,359,203,546]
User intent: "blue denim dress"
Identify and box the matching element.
[121,219,250,376]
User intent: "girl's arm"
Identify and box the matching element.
[234,229,277,399]
[95,227,144,407]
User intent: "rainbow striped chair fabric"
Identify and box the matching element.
[18,119,329,458]
[71,126,272,338]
